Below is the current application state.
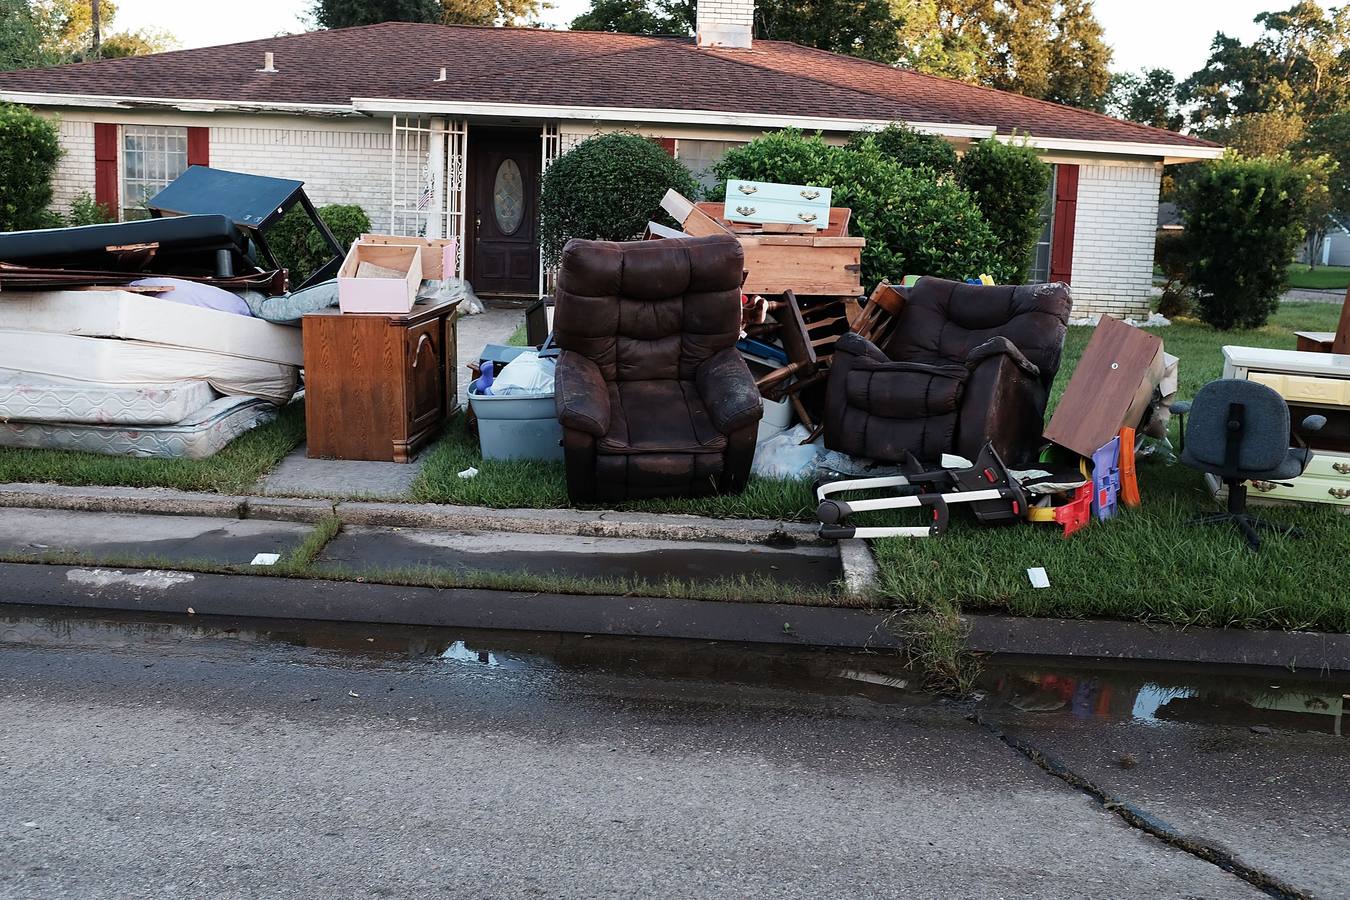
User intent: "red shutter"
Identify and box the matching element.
[93,123,119,217]
[655,137,676,157]
[187,126,210,167]
[1050,164,1079,284]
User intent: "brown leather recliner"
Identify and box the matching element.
[552,234,763,502]
[824,277,1072,467]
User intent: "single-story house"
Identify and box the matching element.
[0,0,1221,315]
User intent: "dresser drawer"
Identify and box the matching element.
[1248,472,1350,506]
[724,180,831,228]
[1302,454,1350,479]
[1248,370,1350,406]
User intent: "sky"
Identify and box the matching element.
[114,0,1294,78]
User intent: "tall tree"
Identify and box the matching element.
[313,0,539,28]
[570,0,692,34]
[1179,2,1350,135]
[755,0,902,62]
[0,0,53,71]
[1108,68,1183,131]
[34,0,177,62]
[894,0,1113,110]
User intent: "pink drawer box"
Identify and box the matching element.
[337,242,422,314]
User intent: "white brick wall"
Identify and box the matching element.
[697,0,754,26]
[49,117,96,214]
[209,125,392,232]
[1069,162,1162,319]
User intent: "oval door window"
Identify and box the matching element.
[493,159,525,235]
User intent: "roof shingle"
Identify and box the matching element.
[0,23,1216,150]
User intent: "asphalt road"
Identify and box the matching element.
[0,610,1338,899]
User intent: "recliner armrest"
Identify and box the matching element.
[554,351,611,437]
[966,336,1040,379]
[696,346,763,435]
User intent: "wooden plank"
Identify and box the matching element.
[1043,316,1164,458]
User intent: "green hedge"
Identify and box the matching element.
[850,123,959,176]
[0,103,61,232]
[712,130,1004,285]
[539,132,698,269]
[956,137,1052,285]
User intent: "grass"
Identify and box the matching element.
[0,400,306,494]
[1286,264,1350,292]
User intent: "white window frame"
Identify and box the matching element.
[118,124,189,221]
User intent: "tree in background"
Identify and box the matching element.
[1107,68,1183,131]
[1179,2,1350,137]
[313,0,540,28]
[895,0,1113,110]
[754,0,902,63]
[0,0,52,71]
[571,0,693,33]
[35,0,177,62]
[0,102,62,231]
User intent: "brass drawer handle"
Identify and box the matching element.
[1330,488,1350,499]
[1251,480,1277,493]
[735,205,756,217]
[800,189,820,200]
[797,212,818,223]
[737,184,758,195]
[1334,462,1350,474]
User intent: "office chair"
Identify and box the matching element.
[1176,379,1326,551]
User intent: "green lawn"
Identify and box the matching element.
[1,304,1347,632]
[1287,264,1350,291]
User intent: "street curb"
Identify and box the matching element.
[965,614,1350,673]
[0,562,898,650]
[0,483,822,545]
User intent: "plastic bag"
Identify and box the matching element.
[492,350,556,396]
[752,424,826,479]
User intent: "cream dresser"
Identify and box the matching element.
[1212,346,1350,509]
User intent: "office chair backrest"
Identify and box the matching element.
[1184,379,1291,475]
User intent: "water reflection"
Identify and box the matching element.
[983,667,1346,738]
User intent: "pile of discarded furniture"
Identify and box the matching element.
[0,165,468,461]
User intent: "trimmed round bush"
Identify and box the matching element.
[956,137,1052,284]
[0,103,61,232]
[539,133,699,268]
[713,130,1003,285]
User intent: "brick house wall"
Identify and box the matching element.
[43,111,393,233]
[1067,161,1163,319]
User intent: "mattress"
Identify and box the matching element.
[0,373,217,426]
[0,290,303,366]
[0,396,277,459]
[0,330,299,405]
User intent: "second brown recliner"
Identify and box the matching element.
[552,233,763,502]
[824,277,1072,467]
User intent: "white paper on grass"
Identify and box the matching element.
[251,553,281,566]
[1027,567,1050,589]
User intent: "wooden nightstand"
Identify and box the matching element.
[302,296,459,462]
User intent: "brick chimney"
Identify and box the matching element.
[696,0,753,49]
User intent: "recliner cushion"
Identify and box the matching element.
[597,380,728,455]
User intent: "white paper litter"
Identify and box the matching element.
[1027,567,1050,589]
[457,466,479,479]
[250,553,281,566]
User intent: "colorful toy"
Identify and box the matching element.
[1090,436,1121,521]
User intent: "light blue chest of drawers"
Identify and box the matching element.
[723,180,833,229]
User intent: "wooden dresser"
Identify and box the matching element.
[303,297,459,462]
[1213,345,1350,509]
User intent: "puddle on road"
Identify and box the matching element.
[3,605,1347,736]
[978,663,1349,738]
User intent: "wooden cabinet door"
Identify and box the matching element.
[405,319,444,434]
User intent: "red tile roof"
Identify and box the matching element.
[0,23,1216,150]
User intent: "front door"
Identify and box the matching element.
[469,130,540,296]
